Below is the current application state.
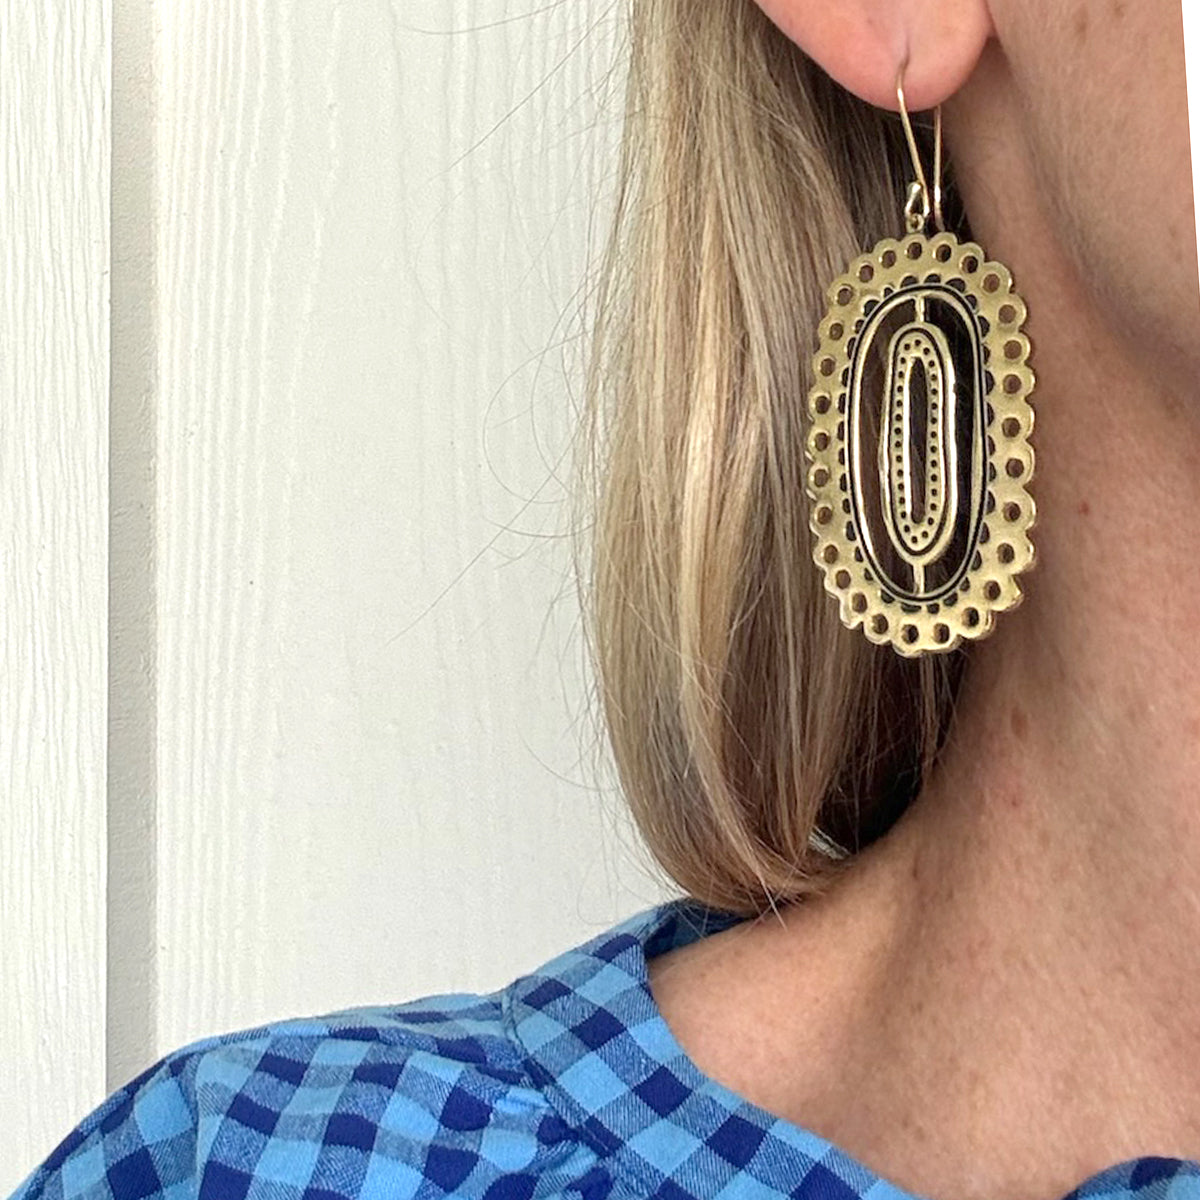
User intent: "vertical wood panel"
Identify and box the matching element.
[153,0,663,1059]
[0,1,110,1186]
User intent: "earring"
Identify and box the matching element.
[805,66,1036,656]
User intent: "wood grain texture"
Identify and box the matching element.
[152,0,665,1060]
[0,0,110,1185]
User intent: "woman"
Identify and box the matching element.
[11,1,1199,1199]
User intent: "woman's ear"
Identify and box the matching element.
[751,0,996,112]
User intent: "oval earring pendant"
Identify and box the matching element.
[805,230,1036,656]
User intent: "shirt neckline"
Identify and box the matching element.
[508,896,1200,1200]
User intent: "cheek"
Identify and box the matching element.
[1000,0,1199,388]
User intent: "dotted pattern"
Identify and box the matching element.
[805,232,1037,656]
[886,325,948,555]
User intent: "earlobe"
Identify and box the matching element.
[752,0,995,113]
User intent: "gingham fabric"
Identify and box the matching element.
[10,897,1200,1200]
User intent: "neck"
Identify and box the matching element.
[844,40,1200,1174]
[929,232,1200,913]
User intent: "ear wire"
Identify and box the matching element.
[896,62,945,234]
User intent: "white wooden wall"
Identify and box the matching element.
[1,0,110,1185]
[3,0,670,1186]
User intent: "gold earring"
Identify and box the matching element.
[804,66,1036,656]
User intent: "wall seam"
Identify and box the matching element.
[107,0,159,1091]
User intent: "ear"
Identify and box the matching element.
[751,0,995,112]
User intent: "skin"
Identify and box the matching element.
[647,4,1200,1200]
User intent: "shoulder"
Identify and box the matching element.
[9,989,596,1200]
[9,901,711,1200]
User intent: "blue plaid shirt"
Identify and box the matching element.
[10,898,1200,1200]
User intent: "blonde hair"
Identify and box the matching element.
[575,0,964,917]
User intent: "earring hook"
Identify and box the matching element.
[896,62,944,234]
